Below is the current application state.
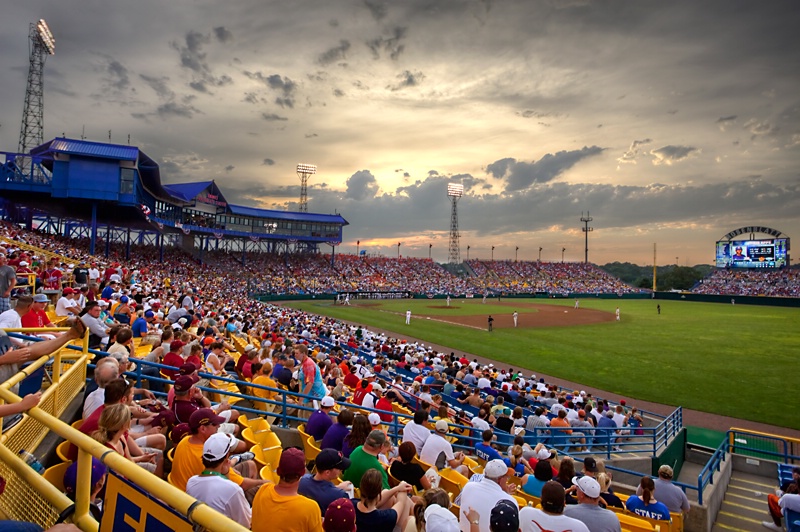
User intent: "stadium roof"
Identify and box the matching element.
[31,138,139,161]
[163,181,216,202]
[229,203,348,224]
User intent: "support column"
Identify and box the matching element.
[158,232,164,262]
[90,203,98,256]
[105,225,111,258]
[126,228,131,260]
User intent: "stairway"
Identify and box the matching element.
[712,470,775,532]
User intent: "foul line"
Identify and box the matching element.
[378,309,486,331]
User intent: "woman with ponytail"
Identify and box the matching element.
[625,476,671,520]
[92,403,161,477]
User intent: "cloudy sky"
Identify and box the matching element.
[2,1,799,265]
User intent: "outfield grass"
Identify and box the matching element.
[286,298,800,430]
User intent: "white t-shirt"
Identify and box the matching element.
[459,478,518,532]
[55,297,79,316]
[402,421,431,454]
[83,388,106,419]
[419,433,455,470]
[362,392,379,410]
[471,416,491,434]
[0,309,22,329]
[477,377,491,389]
[519,507,590,532]
[186,474,251,528]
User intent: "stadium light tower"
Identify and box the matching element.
[581,211,593,264]
[447,182,464,264]
[296,163,316,212]
[18,19,55,178]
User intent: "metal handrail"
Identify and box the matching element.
[0,385,249,532]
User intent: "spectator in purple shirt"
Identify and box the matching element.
[320,408,354,452]
[306,396,336,441]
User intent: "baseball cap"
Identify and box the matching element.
[244,343,256,352]
[484,459,510,479]
[541,481,566,513]
[276,447,306,478]
[368,413,382,426]
[174,375,196,393]
[658,465,674,479]
[424,503,460,532]
[188,408,225,430]
[171,423,191,444]
[120,295,129,303]
[19,261,28,267]
[435,419,449,433]
[536,447,550,460]
[315,449,351,471]
[583,456,598,472]
[321,396,335,408]
[365,429,387,448]
[179,363,199,376]
[203,432,235,461]
[32,294,49,303]
[64,457,106,495]
[203,336,214,346]
[144,310,155,318]
[323,498,356,532]
[578,409,586,417]
[97,299,109,307]
[169,340,186,351]
[572,475,601,498]
[490,499,519,532]
[62,287,76,295]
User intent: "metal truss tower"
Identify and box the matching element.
[18,20,55,178]
[296,163,316,212]
[447,183,464,264]
[581,211,593,264]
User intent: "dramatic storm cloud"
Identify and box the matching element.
[1,0,798,264]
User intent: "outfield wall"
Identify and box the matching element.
[253,291,799,307]
[654,291,800,308]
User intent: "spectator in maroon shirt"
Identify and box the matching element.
[162,340,186,379]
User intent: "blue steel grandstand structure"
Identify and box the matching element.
[0,137,347,260]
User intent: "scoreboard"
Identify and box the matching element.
[715,238,788,268]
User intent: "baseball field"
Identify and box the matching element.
[287,297,800,430]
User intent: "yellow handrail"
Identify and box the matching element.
[0,386,249,532]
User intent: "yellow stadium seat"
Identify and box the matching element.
[670,512,684,532]
[242,427,280,449]
[512,494,528,508]
[43,461,72,492]
[259,465,278,483]
[252,445,283,470]
[244,416,270,434]
[515,489,540,508]
[56,440,71,463]
[438,468,469,496]
[71,419,83,430]
[305,435,322,464]
[167,472,177,487]
[624,510,670,532]
[617,512,658,532]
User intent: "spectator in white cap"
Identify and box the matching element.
[186,432,251,528]
[519,480,589,532]
[459,459,518,532]
[564,475,621,532]
[306,396,336,441]
[416,490,463,531]
[419,419,468,475]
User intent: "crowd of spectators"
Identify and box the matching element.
[692,268,800,297]
[0,222,708,532]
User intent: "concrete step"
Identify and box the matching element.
[711,470,776,532]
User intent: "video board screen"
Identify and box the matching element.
[716,238,788,268]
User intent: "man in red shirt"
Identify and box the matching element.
[375,390,396,423]
[40,258,63,289]
[20,294,63,339]
[162,340,186,379]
